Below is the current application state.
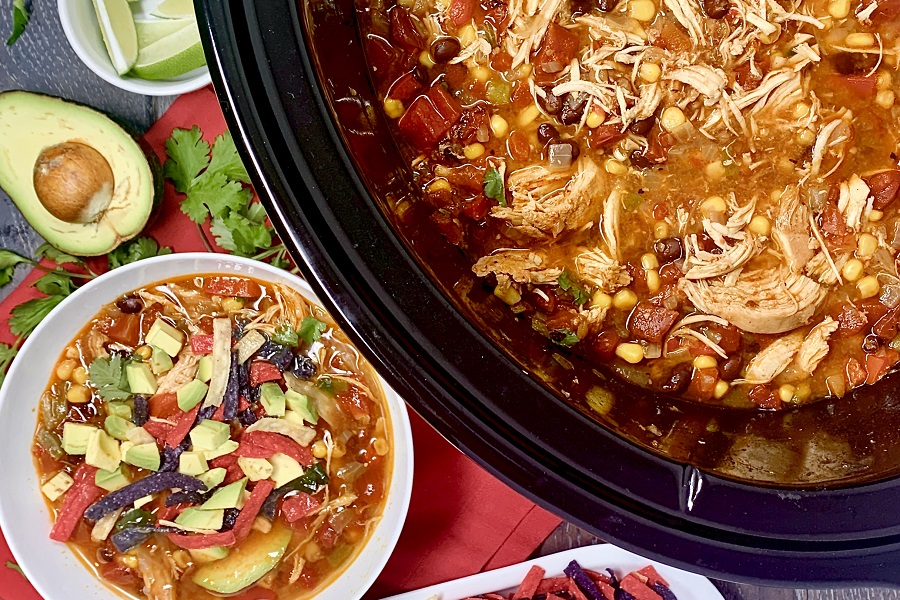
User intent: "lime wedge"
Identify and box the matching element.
[150,0,195,19]
[91,0,139,76]
[130,21,206,81]
[135,18,193,48]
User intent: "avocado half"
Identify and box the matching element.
[0,91,156,256]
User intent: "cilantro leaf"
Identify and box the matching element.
[88,355,131,401]
[210,213,272,256]
[9,295,65,337]
[35,244,84,267]
[0,249,31,287]
[298,317,327,346]
[558,269,590,306]
[33,272,75,297]
[0,344,18,389]
[183,172,252,222]
[5,560,26,580]
[551,329,581,348]
[7,0,28,46]
[208,132,251,184]
[164,126,210,194]
[483,167,506,207]
[108,237,173,270]
[272,322,299,347]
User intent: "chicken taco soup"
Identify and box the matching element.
[33,275,392,599]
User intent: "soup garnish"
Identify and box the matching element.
[34,275,391,599]
[363,0,900,409]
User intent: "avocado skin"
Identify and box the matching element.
[192,524,293,594]
[0,91,157,256]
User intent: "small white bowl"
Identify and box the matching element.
[0,253,414,599]
[59,0,211,96]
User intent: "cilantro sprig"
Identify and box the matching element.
[7,0,28,46]
[483,167,506,207]
[558,269,591,306]
[88,355,132,402]
[298,317,328,346]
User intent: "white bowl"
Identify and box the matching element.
[0,253,414,599]
[58,0,211,96]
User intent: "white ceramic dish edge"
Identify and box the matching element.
[58,0,211,96]
[0,252,413,600]
[382,545,724,600]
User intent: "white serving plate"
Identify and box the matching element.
[383,545,725,600]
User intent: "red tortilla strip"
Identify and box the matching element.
[49,464,101,542]
[142,420,174,442]
[636,565,669,587]
[536,577,572,594]
[281,493,321,523]
[166,403,201,449]
[621,574,662,600]
[512,565,545,599]
[237,431,315,467]
[232,480,276,542]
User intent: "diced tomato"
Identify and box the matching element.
[282,493,321,523]
[105,313,141,347]
[387,72,422,102]
[204,277,262,298]
[462,195,489,221]
[142,421,174,442]
[190,335,214,355]
[397,84,463,150]
[507,130,532,161]
[590,330,620,362]
[836,303,868,335]
[440,164,485,193]
[651,21,692,54]
[335,386,373,422]
[250,361,282,387]
[232,480,276,543]
[430,212,464,245]
[627,302,680,344]
[620,574,662,600]
[49,464,101,542]
[149,393,180,419]
[684,367,717,402]
[389,6,424,51]
[140,303,164,338]
[706,323,742,354]
[533,23,579,74]
[449,0,476,25]
[635,565,669,587]
[846,358,868,388]
[587,124,627,149]
[237,431,315,467]
[865,348,900,385]
[33,443,62,475]
[819,200,849,243]
[229,588,278,600]
[748,384,781,409]
[867,170,900,210]
[168,530,237,549]
[98,562,140,588]
[166,404,201,449]
[317,524,339,549]
[491,51,513,72]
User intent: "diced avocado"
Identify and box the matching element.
[134,495,154,509]
[176,507,224,531]
[204,440,239,461]
[124,442,161,471]
[177,379,209,412]
[62,423,97,455]
[126,426,155,445]
[150,345,173,375]
[41,471,74,501]
[179,451,209,476]
[268,453,303,488]
[197,467,227,491]
[192,525,292,594]
[259,382,285,417]
[107,401,132,420]
[237,457,273,482]
[189,546,230,564]
[285,390,318,424]
[190,420,231,452]
[145,319,185,357]
[105,415,136,441]
[95,466,131,492]
[197,356,213,383]
[125,362,158,395]
[85,429,121,472]
[200,478,247,510]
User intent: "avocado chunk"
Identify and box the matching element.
[62,423,97,455]
[124,442,161,471]
[204,440,239,461]
[177,379,209,412]
[0,92,156,256]
[146,319,185,357]
[285,390,318,424]
[190,420,231,451]
[176,507,224,531]
[269,453,303,488]
[150,346,173,375]
[197,468,228,491]
[193,525,293,594]
[85,429,121,472]
[106,401,132,420]
[200,478,247,510]
[197,356,213,383]
[105,415,136,441]
[178,451,209,476]
[259,382,285,417]
[125,362,157,395]
[95,466,131,492]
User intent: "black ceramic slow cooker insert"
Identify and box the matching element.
[197,0,900,586]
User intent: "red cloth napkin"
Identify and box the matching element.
[0,88,561,598]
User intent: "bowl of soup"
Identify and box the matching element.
[0,253,413,600]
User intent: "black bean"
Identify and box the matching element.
[719,355,743,381]
[660,363,692,393]
[630,150,654,170]
[559,93,587,126]
[701,0,729,18]
[537,123,560,145]
[629,117,655,135]
[596,0,620,10]
[413,64,429,84]
[431,37,461,63]
[291,355,318,380]
[862,335,881,353]
[539,90,563,115]
[654,237,683,262]
[116,295,143,314]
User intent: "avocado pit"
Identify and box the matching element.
[33,141,115,223]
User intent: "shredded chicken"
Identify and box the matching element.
[472,249,563,286]
[793,317,839,375]
[575,247,631,292]
[155,347,199,395]
[837,174,873,231]
[133,545,177,600]
[772,186,815,273]
[683,234,761,279]
[739,332,805,385]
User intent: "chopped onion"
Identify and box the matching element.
[548,143,574,171]
[881,284,900,309]
[807,185,829,212]
[476,125,490,143]
[670,121,696,143]
[642,343,662,359]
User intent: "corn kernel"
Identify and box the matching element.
[845,33,876,48]
[701,195,727,217]
[615,343,645,364]
[332,442,346,458]
[842,258,864,282]
[693,355,717,370]
[517,104,541,127]
[795,381,812,402]
[627,0,657,22]
[792,102,811,119]
[869,209,884,222]
[472,66,492,82]
[512,63,533,80]
[67,384,91,404]
[705,161,726,181]
[748,214,771,236]
[639,62,662,83]
[858,275,880,299]
[586,110,605,128]
[876,71,893,91]
[122,555,139,569]
[172,550,191,570]
[612,289,638,311]
[659,106,687,132]
[778,384,796,403]
[304,541,323,562]
[646,269,661,293]
[591,291,613,310]
[857,233,879,257]
[72,366,88,385]
[796,128,816,146]
[605,159,628,175]
[770,189,783,201]
[221,297,244,312]
[654,221,671,239]
[56,359,77,381]
[714,380,730,399]
[427,178,452,193]
[383,98,404,119]
[464,142,486,159]
[419,50,435,68]
[827,0,850,18]
[490,114,509,138]
[135,345,153,361]
[876,90,895,110]
[312,440,328,459]
[494,284,521,305]
[640,253,659,270]
[459,24,477,46]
